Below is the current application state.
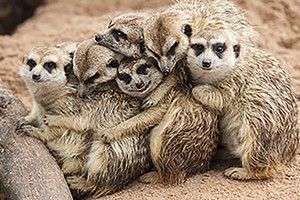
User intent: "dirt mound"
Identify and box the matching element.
[0,0,299,199]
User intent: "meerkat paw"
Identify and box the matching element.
[43,114,60,127]
[95,130,116,143]
[192,85,223,111]
[223,167,252,180]
[142,96,159,109]
[15,117,29,132]
[139,171,161,184]
[15,118,36,137]
[61,158,83,175]
[67,175,93,192]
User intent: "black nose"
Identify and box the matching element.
[136,80,145,89]
[202,60,211,68]
[95,34,103,42]
[32,74,41,80]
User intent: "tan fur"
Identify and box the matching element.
[172,0,258,45]
[143,0,257,74]
[43,39,151,198]
[109,57,219,184]
[143,9,192,74]
[187,29,300,180]
[17,45,92,176]
[95,12,149,58]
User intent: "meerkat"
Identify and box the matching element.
[43,39,152,198]
[94,12,149,58]
[143,0,257,74]
[186,29,300,180]
[99,56,220,184]
[16,44,93,175]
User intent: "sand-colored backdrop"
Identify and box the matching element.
[0,0,299,199]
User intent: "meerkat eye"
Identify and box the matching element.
[111,29,127,42]
[118,73,132,85]
[148,48,160,60]
[107,59,119,68]
[27,59,36,70]
[43,61,57,71]
[166,42,179,57]
[84,72,100,85]
[136,64,148,75]
[191,44,205,56]
[213,43,226,54]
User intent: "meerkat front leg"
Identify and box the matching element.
[142,74,177,109]
[17,122,60,142]
[16,102,43,131]
[192,84,224,111]
[44,114,90,131]
[97,104,169,142]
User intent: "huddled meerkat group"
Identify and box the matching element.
[16,0,299,198]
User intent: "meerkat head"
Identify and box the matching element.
[94,12,146,58]
[73,39,123,98]
[116,56,163,98]
[144,10,192,75]
[187,30,240,83]
[55,41,79,59]
[19,46,72,91]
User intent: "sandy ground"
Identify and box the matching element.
[0,0,299,199]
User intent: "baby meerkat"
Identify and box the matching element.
[101,56,219,184]
[44,39,151,198]
[186,29,300,180]
[17,44,92,175]
[94,12,148,58]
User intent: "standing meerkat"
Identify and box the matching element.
[186,29,299,180]
[100,56,220,184]
[17,44,93,175]
[44,39,152,198]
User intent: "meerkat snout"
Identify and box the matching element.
[94,34,103,43]
[135,79,145,90]
[202,59,212,70]
[32,73,41,81]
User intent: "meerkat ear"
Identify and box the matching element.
[182,24,192,38]
[233,44,240,58]
[22,54,27,64]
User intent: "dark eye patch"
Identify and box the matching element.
[118,73,132,85]
[166,41,179,57]
[43,61,57,73]
[191,44,205,57]
[213,43,226,58]
[27,59,36,71]
[136,64,148,75]
[84,72,100,85]
[111,29,127,42]
[107,59,119,68]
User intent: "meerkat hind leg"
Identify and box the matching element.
[223,166,275,180]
